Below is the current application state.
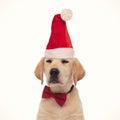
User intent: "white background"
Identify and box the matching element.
[0,0,120,120]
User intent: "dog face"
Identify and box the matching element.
[44,58,73,87]
[35,57,85,92]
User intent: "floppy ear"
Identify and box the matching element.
[34,57,45,84]
[73,58,85,85]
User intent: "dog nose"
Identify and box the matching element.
[50,68,59,76]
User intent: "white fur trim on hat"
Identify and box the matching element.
[45,48,74,58]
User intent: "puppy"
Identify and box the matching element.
[35,57,85,120]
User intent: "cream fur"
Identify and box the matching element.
[34,57,85,120]
[37,87,84,120]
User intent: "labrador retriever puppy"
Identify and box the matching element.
[34,57,85,120]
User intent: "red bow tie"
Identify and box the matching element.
[42,86,67,106]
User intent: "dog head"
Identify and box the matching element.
[34,57,85,92]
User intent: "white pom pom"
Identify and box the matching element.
[61,9,72,21]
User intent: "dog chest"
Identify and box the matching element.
[37,88,84,120]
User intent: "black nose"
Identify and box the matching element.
[50,68,59,76]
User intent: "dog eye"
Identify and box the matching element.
[61,60,69,64]
[46,59,52,63]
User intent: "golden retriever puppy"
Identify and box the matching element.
[34,57,85,120]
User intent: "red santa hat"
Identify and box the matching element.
[45,9,74,58]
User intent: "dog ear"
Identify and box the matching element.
[72,58,85,85]
[34,57,45,84]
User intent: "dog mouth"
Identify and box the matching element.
[49,68,60,84]
[49,76,60,84]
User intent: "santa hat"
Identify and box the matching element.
[45,9,74,58]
